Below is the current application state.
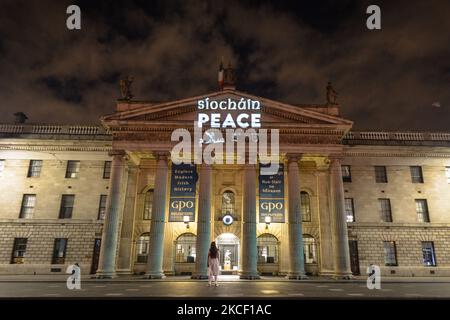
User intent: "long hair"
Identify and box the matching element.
[209,241,218,258]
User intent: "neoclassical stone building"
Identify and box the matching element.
[1,79,449,278]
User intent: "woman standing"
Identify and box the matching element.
[207,241,220,286]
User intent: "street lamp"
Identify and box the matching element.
[265,216,271,229]
[183,215,190,229]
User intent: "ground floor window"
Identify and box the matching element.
[11,238,27,264]
[383,241,398,266]
[257,234,278,263]
[136,233,150,263]
[175,233,196,263]
[52,238,68,264]
[303,235,317,264]
[422,241,436,266]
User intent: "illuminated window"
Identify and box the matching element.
[257,234,278,263]
[378,198,392,222]
[19,194,36,219]
[221,191,235,216]
[303,235,317,264]
[65,160,80,178]
[341,165,352,182]
[103,161,111,179]
[301,191,311,222]
[175,233,196,263]
[383,241,397,266]
[136,233,150,263]
[98,195,107,220]
[374,166,387,183]
[415,199,430,223]
[422,242,436,266]
[0,160,5,177]
[445,167,450,184]
[59,195,75,219]
[11,238,27,264]
[27,160,42,178]
[52,238,68,264]
[410,166,424,183]
[143,190,154,220]
[345,198,355,222]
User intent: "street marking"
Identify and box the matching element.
[48,285,60,288]
[125,289,140,291]
[329,289,344,291]
[404,293,424,296]
[139,285,153,288]
[95,285,107,288]
[316,285,329,288]
[261,290,280,294]
[288,293,304,296]
[347,293,364,296]
[105,293,123,296]
[43,293,61,296]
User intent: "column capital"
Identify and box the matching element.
[328,154,344,163]
[286,153,302,163]
[153,151,169,162]
[108,150,126,157]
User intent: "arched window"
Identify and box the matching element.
[143,189,154,220]
[136,233,150,263]
[301,191,311,222]
[257,234,279,263]
[303,234,317,264]
[175,233,196,263]
[221,191,235,216]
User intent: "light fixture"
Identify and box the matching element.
[183,215,190,229]
[265,216,271,229]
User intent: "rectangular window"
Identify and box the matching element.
[0,159,5,177]
[143,190,154,220]
[52,238,68,264]
[342,165,352,182]
[103,161,112,179]
[65,160,80,178]
[422,241,436,266]
[410,166,424,183]
[383,241,398,266]
[415,199,430,223]
[378,198,392,222]
[19,194,36,219]
[345,198,355,222]
[27,160,43,177]
[59,195,75,219]
[445,167,450,184]
[98,195,107,220]
[11,238,28,264]
[375,166,388,183]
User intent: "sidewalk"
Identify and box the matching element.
[1,274,450,283]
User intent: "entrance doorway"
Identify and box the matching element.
[216,233,239,275]
[349,240,360,275]
[90,238,101,274]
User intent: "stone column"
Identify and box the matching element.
[145,153,169,278]
[192,164,212,279]
[117,165,138,274]
[330,157,353,279]
[287,155,307,279]
[240,164,260,279]
[96,151,125,278]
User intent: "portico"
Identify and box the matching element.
[96,86,354,280]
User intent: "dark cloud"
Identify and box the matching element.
[0,0,449,130]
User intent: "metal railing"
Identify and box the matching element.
[344,131,450,141]
[0,124,109,135]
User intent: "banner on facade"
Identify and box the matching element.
[259,163,285,223]
[169,163,197,222]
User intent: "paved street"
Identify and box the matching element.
[0,275,450,298]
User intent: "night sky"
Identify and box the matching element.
[0,0,449,130]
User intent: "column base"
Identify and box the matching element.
[239,272,260,280]
[95,271,117,279]
[286,273,308,280]
[191,274,209,280]
[332,272,354,280]
[144,272,166,279]
[116,269,132,275]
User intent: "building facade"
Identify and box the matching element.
[1,86,450,278]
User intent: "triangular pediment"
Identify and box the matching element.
[102,89,353,129]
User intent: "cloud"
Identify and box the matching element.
[0,0,448,130]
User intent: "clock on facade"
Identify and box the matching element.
[222,214,234,226]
